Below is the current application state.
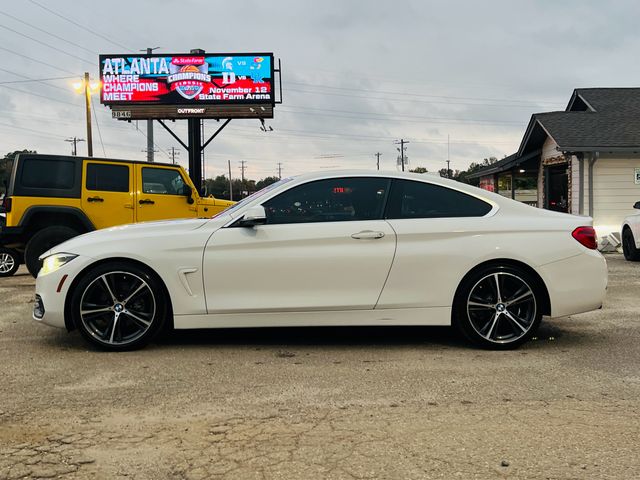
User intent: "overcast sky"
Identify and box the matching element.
[1,0,640,180]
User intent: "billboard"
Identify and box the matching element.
[99,53,274,106]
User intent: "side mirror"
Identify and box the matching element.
[185,185,195,205]
[237,205,267,227]
[634,201,640,210]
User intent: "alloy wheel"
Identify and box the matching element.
[0,252,15,274]
[466,272,537,344]
[79,271,156,346]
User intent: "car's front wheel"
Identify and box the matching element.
[70,261,168,351]
[622,228,640,261]
[453,265,543,349]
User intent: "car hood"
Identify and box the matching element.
[42,215,233,259]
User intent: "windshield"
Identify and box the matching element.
[211,177,295,218]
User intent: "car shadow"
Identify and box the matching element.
[158,325,471,350]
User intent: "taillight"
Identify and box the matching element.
[572,226,598,250]
[1,196,10,213]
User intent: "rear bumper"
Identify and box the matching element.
[538,250,608,318]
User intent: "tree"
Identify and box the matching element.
[409,166,428,174]
[1,150,36,195]
[255,176,280,190]
[438,168,462,180]
[456,157,498,186]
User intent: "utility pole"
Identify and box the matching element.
[141,47,159,162]
[446,134,451,178]
[239,160,247,182]
[83,72,93,157]
[65,137,85,156]
[394,139,409,171]
[375,152,382,171]
[277,162,283,179]
[228,160,233,201]
[168,147,180,164]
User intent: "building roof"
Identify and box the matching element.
[520,88,640,154]
[465,150,540,179]
[471,88,640,179]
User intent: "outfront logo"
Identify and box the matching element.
[167,57,211,100]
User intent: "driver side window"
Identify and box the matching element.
[263,177,390,225]
[142,168,188,195]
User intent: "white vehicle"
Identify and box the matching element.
[622,201,640,261]
[34,171,607,351]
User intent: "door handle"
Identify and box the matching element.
[139,199,155,205]
[351,230,385,240]
[87,196,104,203]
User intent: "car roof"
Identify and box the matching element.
[16,153,178,169]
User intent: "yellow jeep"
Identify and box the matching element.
[0,153,234,277]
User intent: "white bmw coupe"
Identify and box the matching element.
[34,171,607,351]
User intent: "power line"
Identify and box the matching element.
[0,75,76,86]
[0,10,98,56]
[285,86,560,109]
[92,102,106,157]
[0,83,82,107]
[239,160,247,182]
[279,106,524,126]
[27,0,133,51]
[0,23,94,64]
[0,45,79,75]
[286,80,559,107]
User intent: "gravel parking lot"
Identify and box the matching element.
[1,253,638,480]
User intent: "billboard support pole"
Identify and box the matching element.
[188,118,203,193]
[202,119,232,149]
[157,120,188,150]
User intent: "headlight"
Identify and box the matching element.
[40,253,78,275]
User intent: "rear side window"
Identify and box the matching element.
[21,159,75,190]
[86,163,129,192]
[386,179,492,219]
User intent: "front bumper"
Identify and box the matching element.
[33,254,95,329]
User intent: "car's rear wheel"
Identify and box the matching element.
[453,265,543,349]
[70,262,167,351]
[0,247,20,277]
[25,226,79,277]
[622,228,640,261]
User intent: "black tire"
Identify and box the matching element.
[0,247,20,277]
[70,261,168,351]
[622,228,640,261]
[24,226,79,277]
[453,265,544,350]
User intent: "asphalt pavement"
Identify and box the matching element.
[0,254,638,479]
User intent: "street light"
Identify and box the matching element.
[73,72,100,157]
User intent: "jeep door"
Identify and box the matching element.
[82,161,135,229]
[135,165,197,222]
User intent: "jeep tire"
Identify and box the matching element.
[25,226,79,277]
